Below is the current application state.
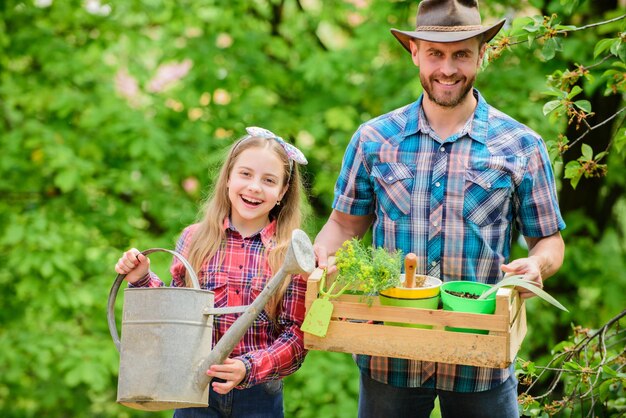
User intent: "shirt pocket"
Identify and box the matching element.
[250,275,271,322]
[463,168,513,226]
[371,162,416,221]
[206,271,229,306]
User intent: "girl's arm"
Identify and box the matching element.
[234,273,308,388]
[130,226,196,288]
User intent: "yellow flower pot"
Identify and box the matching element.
[379,275,442,329]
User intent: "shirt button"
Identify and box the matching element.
[440,147,445,152]
[433,221,438,227]
[239,265,243,269]
[435,182,441,187]
[486,183,492,189]
[241,243,245,248]
[387,176,394,181]
[431,261,437,267]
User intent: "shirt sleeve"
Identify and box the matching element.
[333,128,376,215]
[235,273,307,388]
[128,271,163,288]
[515,139,566,237]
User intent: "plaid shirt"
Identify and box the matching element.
[333,90,565,392]
[136,218,307,388]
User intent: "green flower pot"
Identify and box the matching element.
[440,281,496,334]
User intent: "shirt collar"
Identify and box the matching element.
[404,88,489,145]
[222,217,277,248]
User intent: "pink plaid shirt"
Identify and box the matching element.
[136,218,307,388]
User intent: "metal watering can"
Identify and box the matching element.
[107,229,315,411]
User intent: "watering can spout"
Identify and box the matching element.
[195,229,315,389]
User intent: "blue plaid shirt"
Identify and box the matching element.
[333,90,566,392]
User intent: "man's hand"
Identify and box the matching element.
[313,243,338,276]
[500,257,543,299]
[206,358,247,394]
[502,232,564,299]
[313,210,373,276]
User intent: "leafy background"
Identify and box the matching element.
[1,0,624,417]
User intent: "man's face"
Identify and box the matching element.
[410,38,485,108]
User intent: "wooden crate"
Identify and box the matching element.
[304,268,527,368]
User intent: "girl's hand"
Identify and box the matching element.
[114,248,150,284]
[206,358,247,395]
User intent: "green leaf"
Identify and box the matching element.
[543,100,562,116]
[551,340,575,354]
[618,42,626,62]
[602,365,618,377]
[610,39,623,56]
[563,360,583,371]
[573,100,591,113]
[570,173,582,189]
[594,151,607,161]
[541,88,565,98]
[567,85,583,98]
[598,379,614,401]
[564,158,585,188]
[477,275,568,311]
[541,38,557,60]
[554,24,577,31]
[581,143,593,160]
[593,38,616,58]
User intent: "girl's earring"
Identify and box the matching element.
[276,200,281,206]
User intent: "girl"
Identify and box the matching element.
[115,127,309,418]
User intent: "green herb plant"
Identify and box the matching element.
[325,238,403,305]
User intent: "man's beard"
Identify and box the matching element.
[420,73,475,108]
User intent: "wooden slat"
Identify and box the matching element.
[304,269,322,312]
[329,301,509,332]
[304,321,511,368]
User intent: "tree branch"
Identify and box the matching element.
[504,14,626,47]
[566,106,626,152]
[556,14,626,33]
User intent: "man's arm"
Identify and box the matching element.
[314,210,374,269]
[501,231,564,299]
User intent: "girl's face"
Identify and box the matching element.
[227,146,288,236]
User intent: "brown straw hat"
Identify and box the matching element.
[391,0,505,52]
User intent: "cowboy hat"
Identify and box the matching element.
[391,0,505,52]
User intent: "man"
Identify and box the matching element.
[314,1,566,417]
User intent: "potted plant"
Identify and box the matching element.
[440,276,568,334]
[301,238,403,337]
[333,238,404,302]
[378,253,442,329]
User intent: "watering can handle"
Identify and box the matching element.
[107,248,201,352]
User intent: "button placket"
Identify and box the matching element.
[427,149,447,274]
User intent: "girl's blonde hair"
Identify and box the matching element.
[184,135,304,319]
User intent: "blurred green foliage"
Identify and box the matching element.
[0,0,624,417]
